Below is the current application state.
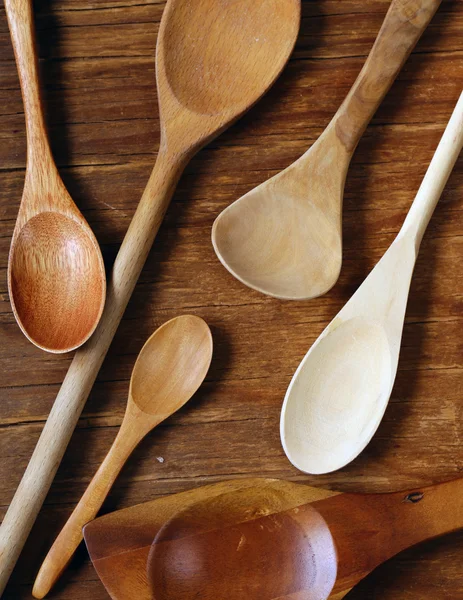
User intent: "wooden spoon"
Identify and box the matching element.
[5,0,106,353]
[148,478,463,600]
[83,478,337,600]
[32,315,212,598]
[0,0,300,592]
[280,92,463,475]
[212,0,442,300]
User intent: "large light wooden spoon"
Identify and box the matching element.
[281,92,463,475]
[32,314,212,598]
[0,0,300,592]
[5,0,106,353]
[148,478,463,600]
[212,0,442,300]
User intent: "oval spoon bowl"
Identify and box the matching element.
[281,317,392,474]
[9,212,106,353]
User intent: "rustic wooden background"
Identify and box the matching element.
[0,0,462,597]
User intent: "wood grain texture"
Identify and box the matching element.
[282,94,463,475]
[0,0,300,594]
[146,478,463,600]
[4,0,106,354]
[0,0,462,598]
[84,478,339,600]
[212,0,442,301]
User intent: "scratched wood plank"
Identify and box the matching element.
[0,0,462,598]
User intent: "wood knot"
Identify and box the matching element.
[403,491,424,504]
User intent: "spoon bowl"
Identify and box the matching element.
[162,0,299,118]
[212,150,344,299]
[9,212,105,353]
[282,316,392,474]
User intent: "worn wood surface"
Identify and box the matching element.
[0,0,461,597]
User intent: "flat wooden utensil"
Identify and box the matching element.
[33,315,212,598]
[0,0,300,593]
[281,92,463,475]
[212,0,442,300]
[83,478,337,600]
[4,0,106,353]
[148,478,463,600]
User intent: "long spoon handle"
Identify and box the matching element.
[4,0,53,170]
[32,403,156,599]
[0,150,185,596]
[332,0,442,153]
[400,91,463,245]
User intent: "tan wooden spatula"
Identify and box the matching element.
[212,0,442,300]
[33,315,212,598]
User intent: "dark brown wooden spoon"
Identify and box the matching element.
[148,478,463,600]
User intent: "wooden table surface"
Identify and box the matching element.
[0,0,462,598]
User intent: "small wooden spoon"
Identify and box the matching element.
[32,315,212,598]
[5,0,106,353]
[148,478,463,600]
[281,92,463,475]
[0,0,300,592]
[212,0,442,300]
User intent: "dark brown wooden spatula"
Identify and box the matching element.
[149,478,463,600]
[84,478,463,600]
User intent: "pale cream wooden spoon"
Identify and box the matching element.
[32,314,213,598]
[212,0,442,300]
[281,92,463,475]
[5,0,106,353]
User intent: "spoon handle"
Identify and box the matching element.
[4,0,54,171]
[320,478,463,593]
[332,0,441,153]
[399,91,463,246]
[0,150,185,596]
[32,402,158,599]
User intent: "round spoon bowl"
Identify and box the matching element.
[148,494,337,600]
[130,314,213,414]
[212,166,342,299]
[8,212,106,353]
[281,317,392,474]
[163,0,300,117]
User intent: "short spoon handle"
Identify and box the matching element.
[0,149,185,596]
[4,0,53,170]
[319,477,463,593]
[32,403,157,599]
[333,0,442,153]
[400,91,463,246]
